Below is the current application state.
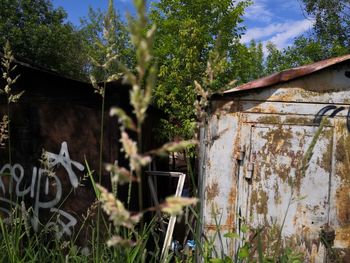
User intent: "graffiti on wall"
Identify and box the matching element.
[0,141,84,238]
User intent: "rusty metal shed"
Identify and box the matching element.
[199,55,350,262]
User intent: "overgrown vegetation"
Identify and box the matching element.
[2,0,349,139]
[0,0,347,262]
[0,0,200,262]
[0,0,88,79]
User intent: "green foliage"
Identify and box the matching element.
[86,2,198,262]
[301,0,350,60]
[80,1,134,82]
[0,0,88,79]
[265,42,295,74]
[0,204,161,263]
[303,0,350,50]
[150,0,250,139]
[0,1,341,262]
[203,225,304,263]
[265,35,348,75]
[228,40,265,84]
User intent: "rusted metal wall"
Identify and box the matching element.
[200,62,350,261]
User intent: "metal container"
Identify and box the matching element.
[199,55,350,262]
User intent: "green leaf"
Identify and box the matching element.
[223,232,240,239]
[257,230,264,263]
[241,225,249,233]
[238,245,249,259]
[85,158,100,199]
[224,256,232,263]
[209,258,224,263]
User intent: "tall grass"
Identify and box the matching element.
[2,0,198,262]
[0,0,334,262]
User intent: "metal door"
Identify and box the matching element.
[237,120,334,260]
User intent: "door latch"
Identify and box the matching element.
[245,162,254,180]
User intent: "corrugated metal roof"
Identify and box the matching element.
[223,54,350,94]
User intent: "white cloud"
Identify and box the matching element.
[280,0,302,11]
[241,22,291,43]
[265,19,314,49]
[242,0,273,22]
[241,19,314,49]
[239,0,309,24]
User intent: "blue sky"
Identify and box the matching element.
[52,0,138,25]
[52,0,314,50]
[241,0,314,49]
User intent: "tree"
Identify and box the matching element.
[79,1,134,81]
[229,40,265,84]
[150,0,249,139]
[264,36,332,75]
[0,0,88,79]
[303,0,350,51]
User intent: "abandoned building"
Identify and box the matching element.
[199,54,350,262]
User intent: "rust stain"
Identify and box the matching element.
[228,185,236,205]
[225,186,236,227]
[317,128,333,172]
[284,116,314,125]
[233,114,243,155]
[251,105,278,114]
[273,181,281,205]
[335,186,350,226]
[206,181,219,201]
[270,89,298,102]
[266,105,277,114]
[335,226,350,248]
[263,126,293,151]
[258,115,281,124]
[335,122,350,229]
[258,115,320,126]
[335,125,350,184]
[225,213,235,230]
[250,188,269,215]
[260,126,293,183]
[257,190,268,215]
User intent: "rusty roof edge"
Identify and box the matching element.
[222,54,350,95]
